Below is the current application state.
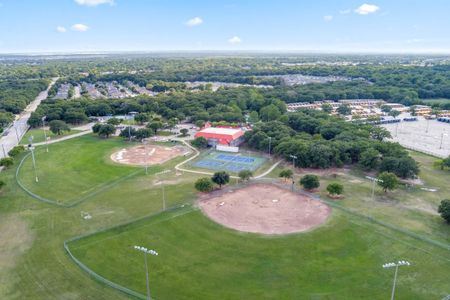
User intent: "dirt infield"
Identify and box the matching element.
[111,144,190,166]
[198,184,331,235]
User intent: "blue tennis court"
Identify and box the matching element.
[192,151,266,173]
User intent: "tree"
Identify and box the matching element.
[97,124,116,138]
[326,183,343,196]
[248,111,259,123]
[92,123,102,133]
[381,105,393,113]
[134,113,148,124]
[134,128,153,140]
[147,121,163,133]
[194,120,205,129]
[49,120,70,135]
[8,145,25,157]
[119,127,137,139]
[107,117,122,126]
[0,157,14,168]
[359,148,381,170]
[191,137,208,148]
[337,104,352,116]
[238,170,253,181]
[299,174,320,190]
[438,199,450,223]
[321,103,333,114]
[279,169,293,181]
[180,128,189,137]
[194,177,214,192]
[388,110,401,118]
[259,104,281,121]
[211,171,230,188]
[377,172,398,192]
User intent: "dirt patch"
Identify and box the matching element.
[198,184,331,235]
[0,214,34,270]
[111,144,190,166]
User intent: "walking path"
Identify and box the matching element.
[0,77,58,158]
[31,130,92,146]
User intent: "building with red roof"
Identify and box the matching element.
[194,127,245,147]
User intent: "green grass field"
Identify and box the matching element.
[0,134,449,299]
[20,128,82,144]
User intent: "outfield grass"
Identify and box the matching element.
[20,128,82,144]
[68,206,450,300]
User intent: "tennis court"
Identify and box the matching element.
[192,151,266,173]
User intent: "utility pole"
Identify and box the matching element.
[365,176,382,201]
[268,136,272,157]
[1,144,6,157]
[156,170,171,211]
[28,136,38,183]
[14,124,20,143]
[289,154,297,169]
[42,116,49,152]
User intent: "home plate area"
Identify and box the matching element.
[111,144,190,166]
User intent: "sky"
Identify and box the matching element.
[0,0,449,54]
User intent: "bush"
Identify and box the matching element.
[0,157,14,168]
[299,174,320,190]
[8,145,25,157]
[377,172,398,192]
[191,137,208,148]
[326,183,343,195]
[279,169,293,181]
[211,171,230,188]
[0,180,5,190]
[194,178,214,193]
[238,170,253,181]
[438,199,450,223]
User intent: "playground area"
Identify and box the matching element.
[111,144,190,166]
[192,150,266,173]
[198,184,331,235]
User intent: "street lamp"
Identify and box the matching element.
[28,136,39,183]
[133,245,158,300]
[42,116,49,152]
[289,154,297,169]
[365,176,383,201]
[440,133,448,149]
[382,260,411,300]
[156,169,171,211]
[14,122,20,143]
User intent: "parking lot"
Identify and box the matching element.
[381,117,450,158]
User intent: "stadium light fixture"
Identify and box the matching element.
[289,154,297,169]
[382,260,411,300]
[365,176,383,201]
[156,169,171,211]
[28,136,39,182]
[134,245,159,300]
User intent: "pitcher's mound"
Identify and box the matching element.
[111,144,190,166]
[198,184,330,235]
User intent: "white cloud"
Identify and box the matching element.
[323,15,333,22]
[71,24,90,32]
[354,4,380,15]
[74,0,114,6]
[339,9,351,14]
[185,17,203,27]
[228,36,242,44]
[56,26,67,33]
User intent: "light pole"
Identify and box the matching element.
[365,176,382,201]
[425,118,430,133]
[28,136,38,183]
[268,137,272,157]
[42,116,49,152]
[382,260,410,300]
[14,123,20,143]
[289,154,297,169]
[1,144,6,157]
[440,133,448,149]
[156,169,171,211]
[133,245,158,300]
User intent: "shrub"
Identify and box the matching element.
[438,199,450,223]
[299,174,320,190]
[0,157,14,168]
[377,172,399,192]
[326,183,343,195]
[238,170,253,181]
[194,178,214,193]
[191,137,208,148]
[279,169,293,181]
[8,145,25,157]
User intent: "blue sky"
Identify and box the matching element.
[0,0,449,53]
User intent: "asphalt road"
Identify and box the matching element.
[0,77,58,159]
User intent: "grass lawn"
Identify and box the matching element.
[421,98,450,105]
[20,128,82,144]
[17,135,143,205]
[1,133,450,300]
[68,206,450,300]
